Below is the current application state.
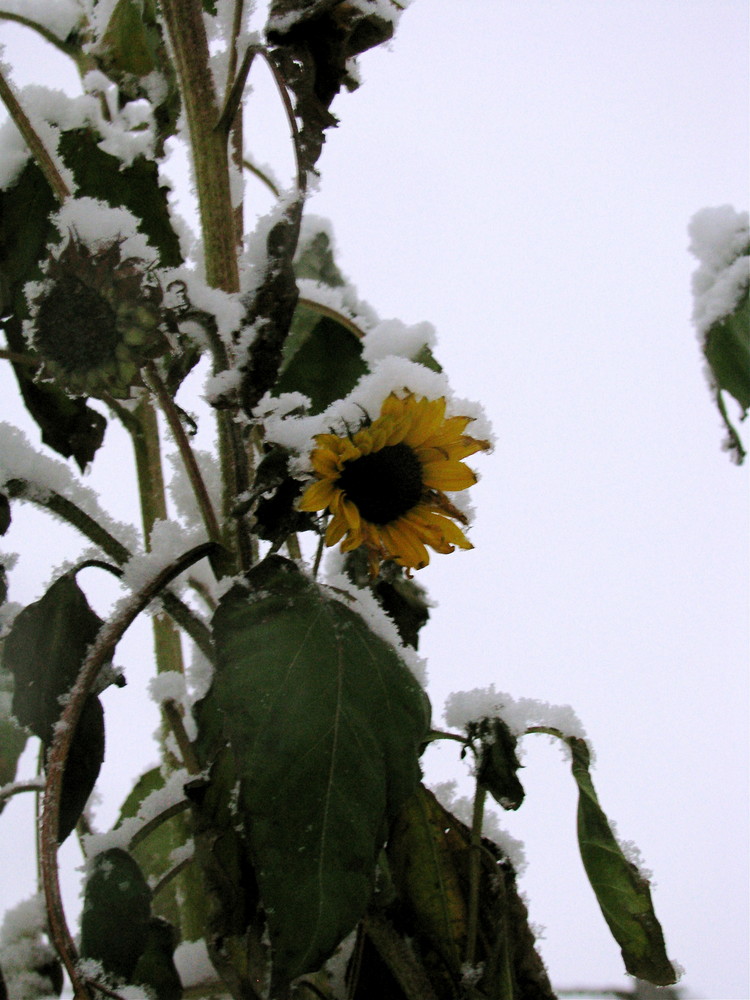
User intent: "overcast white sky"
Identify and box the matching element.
[1,2,748,998]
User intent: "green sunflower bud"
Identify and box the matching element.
[28,233,166,399]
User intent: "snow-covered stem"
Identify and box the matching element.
[0,11,84,60]
[465,782,486,967]
[0,65,70,202]
[2,478,132,564]
[144,362,222,548]
[0,778,45,806]
[128,797,191,852]
[158,0,240,293]
[39,542,216,997]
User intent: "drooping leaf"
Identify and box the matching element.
[274,313,367,414]
[0,162,107,470]
[387,786,468,978]
[474,716,525,811]
[80,848,152,984]
[343,548,430,650]
[207,555,430,986]
[55,694,104,844]
[4,574,103,743]
[383,785,556,1000]
[704,283,750,461]
[569,737,677,986]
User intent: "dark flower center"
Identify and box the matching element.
[337,442,424,524]
[35,274,119,372]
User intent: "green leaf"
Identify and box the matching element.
[274,313,367,414]
[80,847,152,984]
[207,556,430,986]
[387,786,468,976]
[295,230,346,287]
[4,574,103,743]
[131,917,182,1000]
[56,694,104,844]
[569,737,677,986]
[704,284,750,460]
[474,717,525,811]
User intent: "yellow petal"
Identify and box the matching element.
[421,459,477,491]
[298,479,338,511]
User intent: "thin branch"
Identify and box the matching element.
[243,158,281,198]
[257,48,306,194]
[150,853,194,900]
[0,65,70,202]
[143,362,222,545]
[128,797,192,852]
[0,11,82,58]
[40,542,217,995]
[465,783,486,967]
[216,43,259,136]
[0,778,45,805]
[0,347,40,368]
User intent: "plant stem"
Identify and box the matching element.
[158,0,239,292]
[40,544,215,996]
[465,782,487,967]
[144,362,222,546]
[0,66,70,202]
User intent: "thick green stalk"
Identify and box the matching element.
[158,0,239,292]
[130,398,186,680]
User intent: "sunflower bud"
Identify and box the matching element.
[28,233,165,398]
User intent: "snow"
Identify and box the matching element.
[361,317,437,365]
[0,894,58,1000]
[120,519,208,596]
[258,355,495,469]
[325,566,428,687]
[82,767,189,860]
[0,421,139,553]
[167,447,223,530]
[688,205,749,337]
[0,1,82,42]
[173,938,217,988]
[47,196,159,264]
[431,779,527,874]
[444,683,587,743]
[148,670,188,707]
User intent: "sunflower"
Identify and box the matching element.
[28,233,165,399]
[298,392,490,575]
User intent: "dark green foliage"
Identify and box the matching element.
[274,313,367,414]
[205,556,431,986]
[131,917,183,1000]
[3,574,107,841]
[0,494,10,536]
[80,848,153,983]
[703,281,750,460]
[569,737,677,985]
[56,694,105,844]
[474,717,525,811]
[4,575,102,742]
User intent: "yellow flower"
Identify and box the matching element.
[298,392,490,575]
